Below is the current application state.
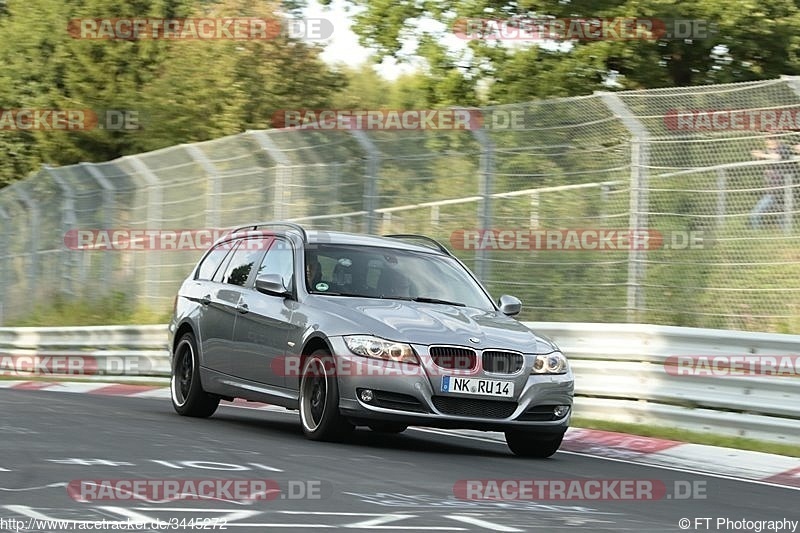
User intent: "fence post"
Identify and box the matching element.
[43,166,77,296]
[783,172,794,234]
[783,75,800,233]
[350,130,379,234]
[382,211,392,233]
[530,191,540,229]
[249,131,292,221]
[470,124,495,282]
[184,144,221,229]
[0,205,8,324]
[14,184,39,301]
[716,169,727,228]
[599,92,651,322]
[126,156,162,307]
[82,163,117,290]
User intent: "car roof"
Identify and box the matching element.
[218,227,450,256]
[306,230,448,255]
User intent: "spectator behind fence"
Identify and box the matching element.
[749,136,800,229]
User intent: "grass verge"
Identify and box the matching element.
[3,291,171,327]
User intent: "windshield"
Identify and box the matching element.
[305,244,495,311]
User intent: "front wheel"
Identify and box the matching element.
[505,430,564,458]
[171,332,219,418]
[299,350,354,441]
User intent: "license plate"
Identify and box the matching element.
[441,376,514,398]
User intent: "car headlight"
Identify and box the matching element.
[531,351,569,374]
[344,335,419,364]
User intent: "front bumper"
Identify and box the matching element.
[328,337,574,434]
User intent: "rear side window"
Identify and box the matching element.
[213,240,240,283]
[220,237,271,287]
[196,242,233,281]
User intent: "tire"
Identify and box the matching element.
[299,350,354,441]
[171,332,220,418]
[505,430,565,458]
[368,422,408,434]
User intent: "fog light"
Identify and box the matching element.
[553,405,570,418]
[359,389,374,403]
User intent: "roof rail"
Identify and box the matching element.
[230,221,308,242]
[383,234,453,256]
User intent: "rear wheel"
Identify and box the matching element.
[171,332,219,418]
[299,350,354,441]
[505,430,564,458]
[368,422,407,434]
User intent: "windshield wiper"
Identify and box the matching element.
[313,292,466,306]
[406,296,466,307]
[312,291,368,297]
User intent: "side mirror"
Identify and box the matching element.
[255,274,290,297]
[498,295,522,316]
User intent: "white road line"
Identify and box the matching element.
[274,511,416,516]
[279,512,465,530]
[0,482,66,491]
[344,514,416,529]
[131,389,170,399]
[446,514,524,532]
[129,508,262,522]
[218,524,335,528]
[97,507,158,524]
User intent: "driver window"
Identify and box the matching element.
[258,238,295,291]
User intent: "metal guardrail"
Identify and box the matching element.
[0,322,798,445]
[0,325,171,376]
[530,322,800,445]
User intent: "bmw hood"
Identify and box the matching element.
[311,297,559,354]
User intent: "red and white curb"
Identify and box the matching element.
[2,380,798,490]
[0,379,281,409]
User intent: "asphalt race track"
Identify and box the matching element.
[0,388,798,532]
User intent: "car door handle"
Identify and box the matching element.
[236,303,249,314]
[200,294,211,305]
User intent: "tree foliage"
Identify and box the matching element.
[330,0,800,104]
[0,0,345,186]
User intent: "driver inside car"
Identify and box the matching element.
[377,268,414,298]
[306,255,322,288]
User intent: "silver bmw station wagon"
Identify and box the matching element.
[168,222,574,457]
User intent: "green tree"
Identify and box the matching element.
[0,0,345,185]
[327,0,800,102]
